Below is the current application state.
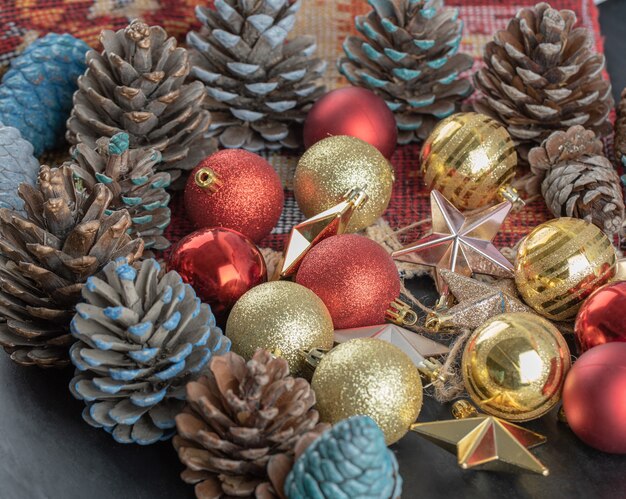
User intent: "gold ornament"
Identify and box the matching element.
[311,338,423,445]
[420,112,522,211]
[515,217,617,321]
[461,312,571,422]
[294,135,395,232]
[225,281,334,378]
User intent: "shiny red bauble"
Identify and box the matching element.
[184,149,284,242]
[303,87,398,158]
[575,281,626,352]
[562,343,626,453]
[296,234,400,329]
[168,227,267,324]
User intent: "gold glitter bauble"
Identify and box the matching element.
[311,338,423,445]
[462,312,571,422]
[420,112,518,210]
[294,135,394,232]
[515,217,617,321]
[225,281,334,378]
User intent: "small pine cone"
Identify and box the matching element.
[69,258,231,445]
[527,125,625,235]
[339,0,474,144]
[615,88,626,167]
[0,125,39,214]
[174,350,329,498]
[69,132,172,251]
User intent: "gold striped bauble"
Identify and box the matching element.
[515,218,617,321]
[420,112,518,210]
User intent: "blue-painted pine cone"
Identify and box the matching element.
[0,125,39,214]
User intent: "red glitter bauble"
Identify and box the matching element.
[168,227,267,325]
[575,281,626,352]
[296,234,400,329]
[184,149,284,242]
[562,343,626,453]
[303,87,398,158]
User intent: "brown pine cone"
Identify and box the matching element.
[615,88,626,167]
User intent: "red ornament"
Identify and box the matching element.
[303,87,398,158]
[168,227,267,324]
[184,149,284,242]
[296,234,400,329]
[575,281,626,352]
[562,343,626,454]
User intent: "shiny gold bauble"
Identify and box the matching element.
[226,281,334,378]
[420,112,518,210]
[311,338,422,445]
[294,135,395,232]
[462,312,571,422]
[515,217,617,321]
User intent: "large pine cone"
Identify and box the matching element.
[527,125,625,235]
[174,349,329,498]
[474,2,613,161]
[67,20,212,183]
[187,0,327,152]
[69,132,171,251]
[0,125,39,215]
[69,258,230,445]
[0,165,144,367]
[339,0,474,144]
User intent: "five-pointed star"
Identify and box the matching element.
[392,191,514,292]
[411,416,549,475]
[334,324,449,368]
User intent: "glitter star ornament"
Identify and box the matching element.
[393,191,514,292]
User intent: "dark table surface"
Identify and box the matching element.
[2,2,626,498]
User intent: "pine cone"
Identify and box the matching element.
[338,0,474,144]
[69,258,230,445]
[0,165,144,367]
[615,88,626,167]
[0,125,39,214]
[187,0,327,152]
[474,2,613,162]
[0,33,90,156]
[67,20,212,183]
[69,132,172,251]
[527,125,625,235]
[174,350,329,498]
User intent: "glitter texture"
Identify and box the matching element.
[296,234,400,329]
[225,281,334,378]
[311,338,423,445]
[294,135,395,232]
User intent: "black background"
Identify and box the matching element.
[2,2,626,498]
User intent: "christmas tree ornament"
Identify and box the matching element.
[174,350,329,497]
[187,0,326,151]
[168,227,267,325]
[0,33,89,156]
[296,234,401,329]
[562,343,626,454]
[515,217,617,321]
[67,20,211,182]
[462,312,571,422]
[278,188,368,279]
[385,298,420,327]
[474,3,613,162]
[338,0,473,144]
[526,125,624,235]
[420,113,521,210]
[0,125,39,214]
[575,281,626,352]
[226,281,333,378]
[294,135,395,232]
[616,88,626,166]
[334,323,449,368]
[303,87,398,158]
[311,338,423,445]
[184,149,284,243]
[0,166,144,368]
[393,190,514,293]
[69,258,230,444]
[285,416,402,499]
[69,132,171,251]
